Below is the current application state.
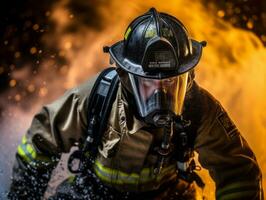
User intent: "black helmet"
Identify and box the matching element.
[108,8,205,126]
[109,8,204,79]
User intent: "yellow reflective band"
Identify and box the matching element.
[94,165,124,185]
[17,145,31,162]
[26,144,37,159]
[26,145,53,163]
[17,142,53,164]
[93,159,176,185]
[124,27,131,40]
[22,135,27,144]
[94,160,139,184]
[216,181,259,200]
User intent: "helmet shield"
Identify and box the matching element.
[128,72,188,126]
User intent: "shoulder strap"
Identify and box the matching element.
[68,68,119,173]
[82,67,119,158]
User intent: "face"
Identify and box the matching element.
[128,72,188,119]
[139,77,178,101]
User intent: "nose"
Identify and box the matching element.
[147,80,163,96]
[153,80,162,87]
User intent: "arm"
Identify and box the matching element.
[8,75,98,200]
[190,82,263,200]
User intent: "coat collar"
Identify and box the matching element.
[109,84,146,134]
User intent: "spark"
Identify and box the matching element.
[30,47,37,54]
[217,10,225,18]
[27,84,35,93]
[39,87,48,97]
[246,20,254,29]
[33,24,40,31]
[9,79,17,87]
[14,94,21,101]
[14,52,21,59]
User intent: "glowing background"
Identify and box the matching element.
[0,0,265,199]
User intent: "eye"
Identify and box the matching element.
[143,80,154,87]
[163,79,175,86]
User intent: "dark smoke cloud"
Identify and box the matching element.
[0,0,109,118]
[0,0,58,91]
[202,0,266,44]
[0,0,107,94]
[65,0,108,32]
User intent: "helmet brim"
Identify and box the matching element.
[109,39,203,79]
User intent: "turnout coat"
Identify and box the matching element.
[8,72,263,200]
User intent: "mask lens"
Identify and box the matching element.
[128,73,188,123]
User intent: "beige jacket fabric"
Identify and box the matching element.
[14,72,263,199]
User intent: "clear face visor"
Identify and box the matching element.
[128,73,188,121]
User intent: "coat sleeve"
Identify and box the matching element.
[192,83,263,200]
[8,75,98,200]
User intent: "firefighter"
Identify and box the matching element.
[8,8,263,200]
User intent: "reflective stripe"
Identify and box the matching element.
[17,144,31,162]
[26,144,37,159]
[216,181,259,200]
[124,27,132,40]
[93,159,176,185]
[17,136,53,165]
[22,135,27,144]
[18,143,37,161]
